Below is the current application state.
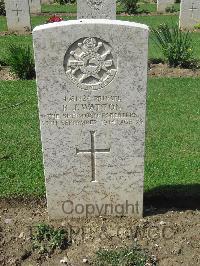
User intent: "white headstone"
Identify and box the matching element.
[5,0,31,32]
[77,0,116,19]
[29,0,41,14]
[33,20,149,219]
[179,0,200,30]
[157,0,174,13]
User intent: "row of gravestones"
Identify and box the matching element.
[5,0,200,32]
[5,0,53,32]
[4,0,199,220]
[158,0,200,30]
[34,0,199,220]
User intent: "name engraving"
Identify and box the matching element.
[42,94,141,128]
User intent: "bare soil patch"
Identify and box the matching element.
[148,63,200,78]
[0,66,17,81]
[1,64,200,81]
[0,31,31,37]
[0,198,199,266]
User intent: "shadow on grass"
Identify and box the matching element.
[0,185,199,216]
[144,184,200,215]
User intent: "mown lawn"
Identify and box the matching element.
[41,2,180,14]
[1,14,200,64]
[0,78,199,198]
[0,81,44,197]
[42,3,77,13]
[0,13,179,32]
[41,2,158,14]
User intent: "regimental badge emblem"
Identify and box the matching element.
[64,37,117,91]
[87,0,103,10]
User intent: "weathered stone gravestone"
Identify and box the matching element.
[5,0,31,32]
[77,0,116,19]
[29,0,41,14]
[33,20,149,219]
[157,0,174,13]
[179,0,200,30]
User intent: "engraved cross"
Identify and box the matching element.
[189,2,198,19]
[76,131,110,182]
[12,3,22,22]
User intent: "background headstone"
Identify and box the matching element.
[77,0,116,19]
[29,0,41,14]
[5,0,31,32]
[33,20,149,219]
[157,0,174,13]
[179,0,200,29]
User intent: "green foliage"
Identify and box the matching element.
[119,0,139,14]
[6,44,35,80]
[194,23,200,29]
[165,5,177,13]
[0,0,6,16]
[55,0,76,4]
[32,224,69,255]
[151,23,194,68]
[94,246,156,266]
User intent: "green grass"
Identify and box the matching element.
[41,2,162,14]
[0,15,74,32]
[138,2,157,13]
[42,3,77,13]
[0,35,33,65]
[1,14,200,63]
[120,14,178,28]
[0,16,7,32]
[0,78,199,198]
[145,78,200,195]
[0,3,199,199]
[94,246,150,266]
[0,81,44,197]
[137,2,179,14]
[41,3,124,14]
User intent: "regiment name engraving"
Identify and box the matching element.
[42,94,142,127]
